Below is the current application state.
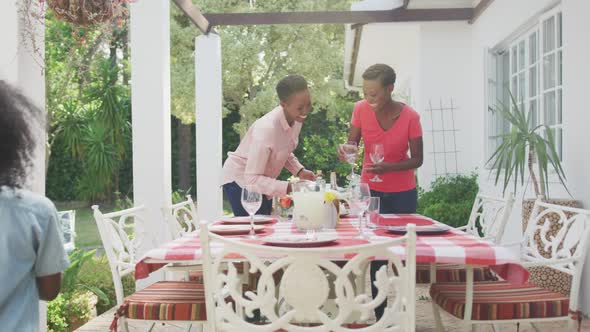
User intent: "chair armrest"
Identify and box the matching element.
[522,257,577,269]
[500,240,522,248]
[164,263,203,272]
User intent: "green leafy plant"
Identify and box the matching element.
[61,250,109,302]
[78,254,135,315]
[418,174,479,228]
[487,92,568,197]
[47,250,110,331]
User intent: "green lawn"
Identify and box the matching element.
[55,199,234,249]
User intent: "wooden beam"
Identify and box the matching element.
[348,25,363,87]
[205,8,474,27]
[469,0,494,24]
[171,0,210,33]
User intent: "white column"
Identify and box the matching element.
[0,1,19,81]
[1,2,47,330]
[563,0,590,314]
[195,34,223,222]
[130,0,172,288]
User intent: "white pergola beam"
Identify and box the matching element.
[195,34,223,222]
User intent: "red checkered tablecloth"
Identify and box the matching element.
[134,215,529,284]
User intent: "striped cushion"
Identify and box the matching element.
[430,280,570,320]
[188,270,204,283]
[416,263,498,283]
[123,281,207,321]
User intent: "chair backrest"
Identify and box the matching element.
[92,204,148,305]
[465,192,514,243]
[162,195,198,239]
[522,198,590,311]
[199,222,417,332]
[57,210,76,252]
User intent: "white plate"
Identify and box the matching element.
[209,224,266,235]
[262,234,338,247]
[385,224,450,235]
[219,215,274,224]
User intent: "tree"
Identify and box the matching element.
[169,0,354,188]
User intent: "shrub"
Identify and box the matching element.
[78,254,135,315]
[47,250,109,331]
[418,173,479,228]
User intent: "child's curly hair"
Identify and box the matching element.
[0,81,43,188]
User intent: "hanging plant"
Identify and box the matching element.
[46,0,131,26]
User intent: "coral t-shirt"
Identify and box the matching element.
[351,100,422,192]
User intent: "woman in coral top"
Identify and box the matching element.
[339,64,424,320]
[339,63,423,213]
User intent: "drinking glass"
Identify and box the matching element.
[241,186,262,239]
[348,183,371,239]
[369,143,384,182]
[367,196,381,229]
[340,142,359,183]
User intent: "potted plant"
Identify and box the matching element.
[487,92,578,227]
[487,92,580,296]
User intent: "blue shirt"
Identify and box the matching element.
[0,187,70,331]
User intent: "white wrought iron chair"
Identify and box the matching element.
[417,192,514,284]
[163,195,199,239]
[161,195,210,284]
[57,209,77,253]
[199,220,417,332]
[430,198,590,331]
[460,192,515,243]
[93,205,208,332]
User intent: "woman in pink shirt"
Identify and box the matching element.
[339,64,423,320]
[223,75,316,216]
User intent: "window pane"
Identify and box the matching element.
[519,40,525,70]
[512,76,518,100]
[529,66,537,97]
[544,91,556,125]
[557,89,562,124]
[519,72,525,102]
[556,127,562,160]
[511,46,518,74]
[543,53,556,89]
[529,32,538,64]
[502,53,510,104]
[557,13,562,47]
[530,99,538,129]
[558,51,562,86]
[543,16,555,53]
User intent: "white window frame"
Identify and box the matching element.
[486,5,563,165]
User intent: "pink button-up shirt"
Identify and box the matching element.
[222,106,304,196]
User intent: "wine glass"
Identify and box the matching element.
[348,183,371,239]
[340,142,358,183]
[241,186,262,239]
[369,143,384,182]
[367,196,381,229]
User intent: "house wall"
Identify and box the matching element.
[473,0,590,313]
[414,22,475,190]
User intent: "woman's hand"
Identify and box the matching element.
[298,169,316,181]
[365,162,391,175]
[336,144,348,162]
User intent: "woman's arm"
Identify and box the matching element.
[243,140,291,196]
[366,137,423,174]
